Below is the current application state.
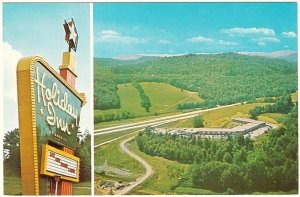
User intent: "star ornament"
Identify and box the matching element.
[63,18,78,52]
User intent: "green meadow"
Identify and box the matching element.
[3,176,91,195]
[94,133,145,183]
[95,82,203,128]
[161,103,271,128]
[128,141,190,195]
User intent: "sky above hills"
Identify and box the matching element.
[94,3,297,58]
[3,3,92,132]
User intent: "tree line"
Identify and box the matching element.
[94,111,135,124]
[249,93,293,119]
[135,106,298,193]
[94,75,120,110]
[133,83,152,112]
[3,128,91,182]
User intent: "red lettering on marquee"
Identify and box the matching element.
[60,162,68,168]
[55,158,61,162]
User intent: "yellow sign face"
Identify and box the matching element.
[40,144,80,182]
[17,56,85,195]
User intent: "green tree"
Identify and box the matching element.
[3,128,20,160]
[221,165,243,192]
[3,128,20,176]
[190,161,230,192]
[75,130,91,182]
[193,116,204,128]
[223,152,233,163]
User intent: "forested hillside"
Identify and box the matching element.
[94,53,297,111]
[135,105,298,193]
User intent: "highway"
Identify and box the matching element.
[94,103,239,137]
[94,121,174,148]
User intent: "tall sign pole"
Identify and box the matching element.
[59,18,81,195]
[17,18,86,195]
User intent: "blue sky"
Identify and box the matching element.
[94,3,297,58]
[3,3,92,132]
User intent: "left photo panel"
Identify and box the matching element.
[3,3,92,195]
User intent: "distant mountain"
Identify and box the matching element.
[238,50,297,62]
[112,50,297,62]
[113,53,186,60]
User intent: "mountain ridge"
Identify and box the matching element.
[108,50,297,62]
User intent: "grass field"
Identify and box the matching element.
[258,113,287,124]
[73,181,92,195]
[95,83,147,118]
[95,111,181,129]
[174,187,221,195]
[128,141,225,195]
[94,133,144,183]
[141,82,203,113]
[128,141,190,194]
[95,82,203,128]
[94,129,137,145]
[4,176,91,195]
[160,103,271,129]
[202,103,269,127]
[4,176,21,195]
[252,190,298,195]
[291,91,298,103]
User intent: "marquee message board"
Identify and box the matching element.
[40,144,80,182]
[17,56,85,195]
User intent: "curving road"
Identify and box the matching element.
[114,136,153,195]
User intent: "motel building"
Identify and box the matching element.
[152,118,277,139]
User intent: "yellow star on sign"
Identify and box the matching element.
[40,106,44,115]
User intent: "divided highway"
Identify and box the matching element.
[94,103,239,137]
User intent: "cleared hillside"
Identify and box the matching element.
[141,82,203,113]
[94,82,203,123]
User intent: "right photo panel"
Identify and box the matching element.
[93,3,298,195]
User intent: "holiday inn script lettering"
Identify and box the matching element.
[34,63,80,147]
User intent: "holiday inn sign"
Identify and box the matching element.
[17,56,85,194]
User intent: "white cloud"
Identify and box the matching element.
[101,30,119,37]
[158,39,171,44]
[258,42,266,47]
[3,42,23,103]
[255,37,280,43]
[252,37,280,47]
[222,27,275,37]
[187,35,238,46]
[2,42,23,131]
[96,29,147,45]
[281,31,297,38]
[187,35,214,44]
[217,40,238,46]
